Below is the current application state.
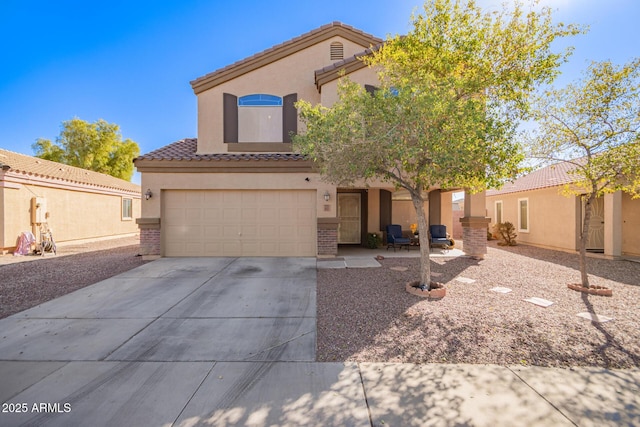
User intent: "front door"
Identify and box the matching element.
[338,193,361,244]
[584,196,605,252]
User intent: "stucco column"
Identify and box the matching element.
[604,191,622,258]
[460,190,490,259]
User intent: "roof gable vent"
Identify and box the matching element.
[330,41,344,60]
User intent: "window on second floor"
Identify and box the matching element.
[238,94,283,143]
[223,93,298,144]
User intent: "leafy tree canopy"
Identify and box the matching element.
[294,0,582,287]
[528,58,640,287]
[33,118,140,181]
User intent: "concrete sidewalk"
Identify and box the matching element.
[1,257,638,426]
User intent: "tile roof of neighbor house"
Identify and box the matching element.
[487,161,579,196]
[190,22,383,94]
[0,149,141,193]
[135,138,307,162]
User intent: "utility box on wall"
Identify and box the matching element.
[31,197,47,224]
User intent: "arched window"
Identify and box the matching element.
[225,93,296,143]
[238,94,283,107]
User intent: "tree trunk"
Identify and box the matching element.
[579,194,593,288]
[411,194,432,289]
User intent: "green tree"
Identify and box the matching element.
[294,0,582,288]
[33,118,140,181]
[528,59,640,288]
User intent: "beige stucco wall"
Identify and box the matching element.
[486,186,579,252]
[319,66,380,108]
[390,191,453,235]
[392,200,431,232]
[2,184,140,250]
[197,37,371,154]
[141,171,336,220]
[622,192,640,257]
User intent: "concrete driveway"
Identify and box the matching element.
[0,257,328,426]
[1,257,639,427]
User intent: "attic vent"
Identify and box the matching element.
[330,42,344,60]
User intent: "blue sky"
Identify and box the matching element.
[1,0,638,184]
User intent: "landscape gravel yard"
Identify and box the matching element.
[0,236,147,319]
[2,237,639,368]
[317,243,640,369]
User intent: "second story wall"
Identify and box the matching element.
[196,37,372,154]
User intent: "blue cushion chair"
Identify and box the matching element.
[386,224,411,251]
[429,225,453,250]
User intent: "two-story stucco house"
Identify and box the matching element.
[134,22,489,259]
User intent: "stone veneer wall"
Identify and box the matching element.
[136,218,161,257]
[140,229,161,256]
[318,228,337,255]
[460,216,490,259]
[317,218,339,256]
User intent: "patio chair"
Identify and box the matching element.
[386,224,411,251]
[429,225,453,250]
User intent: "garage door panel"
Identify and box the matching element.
[184,191,204,205]
[222,241,242,256]
[204,242,223,255]
[204,225,222,239]
[223,207,241,221]
[298,208,315,221]
[204,208,223,223]
[223,227,239,239]
[259,208,277,222]
[165,208,186,222]
[223,192,242,204]
[241,208,258,222]
[259,225,278,239]
[204,192,224,204]
[185,208,203,222]
[163,190,316,257]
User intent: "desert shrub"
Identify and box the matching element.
[493,222,517,246]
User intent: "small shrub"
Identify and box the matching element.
[366,232,382,249]
[493,222,517,246]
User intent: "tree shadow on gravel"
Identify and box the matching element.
[578,292,640,367]
[0,245,148,319]
[490,241,640,287]
[316,254,640,368]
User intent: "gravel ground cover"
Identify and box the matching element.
[0,236,147,319]
[2,237,639,368]
[317,242,640,368]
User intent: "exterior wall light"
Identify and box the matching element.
[145,189,153,200]
[324,191,330,202]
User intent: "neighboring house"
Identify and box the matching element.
[486,161,640,258]
[0,149,141,254]
[134,22,489,258]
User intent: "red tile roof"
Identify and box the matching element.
[0,149,140,193]
[487,161,579,196]
[135,138,307,162]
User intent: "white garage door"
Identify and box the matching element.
[163,190,317,257]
